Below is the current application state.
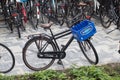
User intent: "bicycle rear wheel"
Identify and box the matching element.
[0,43,15,73]
[23,36,56,71]
[78,39,98,64]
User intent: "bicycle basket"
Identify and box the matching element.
[70,20,96,41]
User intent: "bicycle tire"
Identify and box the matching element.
[17,3,26,31]
[78,39,98,64]
[99,6,112,28]
[0,43,15,73]
[20,17,26,31]
[23,36,56,71]
[39,13,49,24]
[56,0,67,26]
[3,5,13,32]
[67,2,79,19]
[28,0,38,29]
[117,18,120,29]
[39,2,49,24]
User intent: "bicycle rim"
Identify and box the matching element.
[23,36,56,71]
[0,43,15,73]
[78,40,98,64]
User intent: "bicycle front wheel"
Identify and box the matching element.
[78,39,98,64]
[28,0,39,29]
[23,36,56,71]
[99,6,112,28]
[0,43,15,73]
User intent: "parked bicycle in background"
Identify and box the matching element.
[96,0,120,32]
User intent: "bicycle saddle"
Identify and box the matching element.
[77,2,87,6]
[40,22,53,29]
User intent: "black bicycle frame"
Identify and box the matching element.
[49,29,74,52]
[38,28,75,59]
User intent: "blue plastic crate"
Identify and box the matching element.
[70,20,96,41]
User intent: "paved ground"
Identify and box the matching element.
[0,18,120,76]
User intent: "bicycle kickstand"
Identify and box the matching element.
[107,24,120,34]
[107,27,118,34]
[57,59,65,69]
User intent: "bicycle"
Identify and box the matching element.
[0,43,15,73]
[2,0,26,38]
[99,0,120,29]
[25,0,40,29]
[9,2,26,38]
[22,19,98,71]
[39,0,67,25]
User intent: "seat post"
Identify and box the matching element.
[49,28,54,37]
